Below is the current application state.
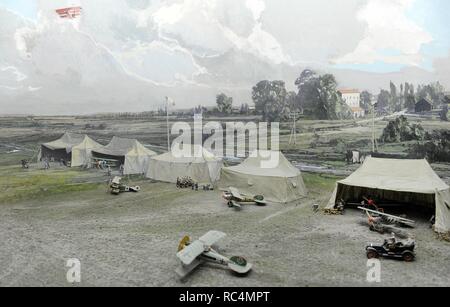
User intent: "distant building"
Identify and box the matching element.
[338,89,365,118]
[415,98,432,113]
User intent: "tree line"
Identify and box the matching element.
[215,70,448,121]
[362,81,447,115]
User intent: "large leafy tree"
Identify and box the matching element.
[252,80,288,122]
[216,93,233,114]
[295,69,351,120]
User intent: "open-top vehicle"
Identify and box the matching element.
[366,237,416,262]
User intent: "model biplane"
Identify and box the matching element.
[109,176,140,195]
[222,187,266,209]
[175,231,252,278]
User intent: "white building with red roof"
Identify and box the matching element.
[338,89,365,118]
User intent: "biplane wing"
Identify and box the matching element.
[358,207,415,227]
[176,240,205,266]
[199,230,227,247]
[229,187,244,200]
[175,258,204,278]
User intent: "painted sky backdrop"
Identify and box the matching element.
[3,0,449,73]
[0,0,449,114]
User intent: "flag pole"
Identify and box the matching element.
[166,97,170,152]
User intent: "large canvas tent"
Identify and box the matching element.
[145,145,223,184]
[92,137,156,175]
[219,151,307,203]
[39,133,102,167]
[326,157,450,233]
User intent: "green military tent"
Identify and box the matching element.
[219,150,307,203]
[326,157,450,233]
[39,133,102,167]
[92,137,156,175]
[145,144,223,184]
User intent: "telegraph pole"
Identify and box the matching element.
[166,97,173,152]
[372,103,375,153]
[289,111,301,145]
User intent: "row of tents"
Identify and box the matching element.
[39,133,156,175]
[39,133,450,233]
[39,133,308,203]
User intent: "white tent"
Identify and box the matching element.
[326,157,450,233]
[40,133,102,167]
[145,145,223,184]
[219,150,307,203]
[92,137,157,175]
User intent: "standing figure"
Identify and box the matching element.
[43,157,50,170]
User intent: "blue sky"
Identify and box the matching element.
[406,0,450,68]
[0,0,37,19]
[1,0,449,74]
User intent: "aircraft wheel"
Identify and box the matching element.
[230,256,247,267]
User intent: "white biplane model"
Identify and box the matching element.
[222,187,266,209]
[176,231,253,278]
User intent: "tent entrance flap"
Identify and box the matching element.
[335,183,436,209]
[92,152,124,165]
[40,146,71,162]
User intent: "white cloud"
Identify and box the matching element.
[1,0,448,115]
[334,0,433,66]
[246,0,265,20]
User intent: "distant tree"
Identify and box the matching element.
[239,103,249,115]
[409,130,450,162]
[416,82,445,108]
[216,93,233,115]
[376,90,391,114]
[193,105,204,115]
[252,80,288,122]
[295,69,351,120]
[295,69,318,113]
[360,90,373,113]
[389,81,401,112]
[440,104,448,122]
[404,82,416,111]
[405,94,416,111]
[380,115,425,143]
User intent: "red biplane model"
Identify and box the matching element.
[55,7,82,19]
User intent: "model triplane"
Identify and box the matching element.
[222,187,266,209]
[175,231,253,278]
[358,206,416,230]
